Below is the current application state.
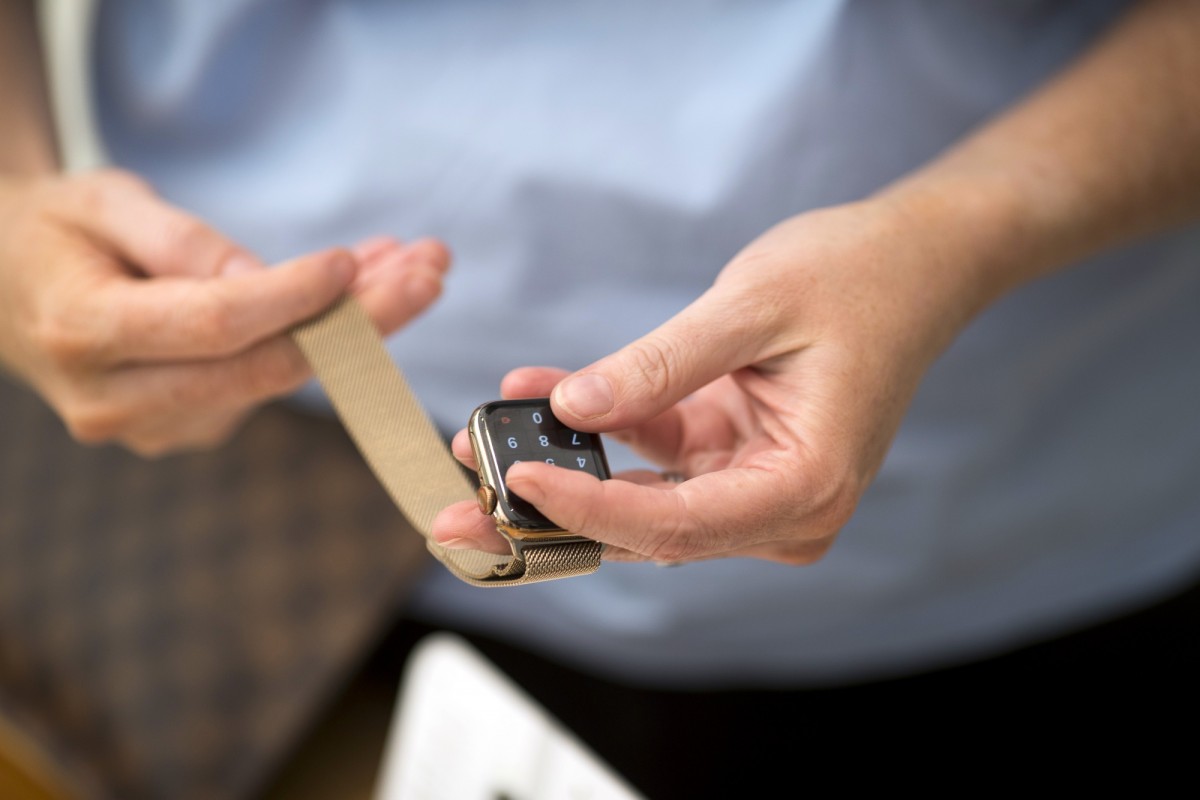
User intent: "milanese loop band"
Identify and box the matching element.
[289,296,603,587]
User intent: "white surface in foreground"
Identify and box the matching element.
[375,633,645,800]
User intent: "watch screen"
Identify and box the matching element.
[479,399,609,527]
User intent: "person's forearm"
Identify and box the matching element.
[1,0,60,175]
[876,0,1200,326]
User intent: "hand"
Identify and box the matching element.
[0,169,450,456]
[433,198,993,564]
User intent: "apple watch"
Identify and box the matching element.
[468,398,609,554]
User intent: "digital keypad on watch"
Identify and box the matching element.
[471,398,610,532]
[490,404,605,477]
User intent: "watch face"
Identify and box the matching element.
[470,398,610,536]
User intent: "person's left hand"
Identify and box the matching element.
[431,197,1000,564]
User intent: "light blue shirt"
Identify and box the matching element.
[93,0,1200,686]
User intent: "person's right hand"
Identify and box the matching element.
[0,169,450,456]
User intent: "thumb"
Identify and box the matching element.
[63,169,263,278]
[551,289,766,430]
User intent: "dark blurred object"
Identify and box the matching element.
[0,373,432,800]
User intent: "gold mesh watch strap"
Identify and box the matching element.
[289,296,602,587]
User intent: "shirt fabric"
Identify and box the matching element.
[92,0,1200,687]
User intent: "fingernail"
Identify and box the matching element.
[223,253,263,275]
[439,537,479,550]
[407,238,451,272]
[554,374,614,419]
[406,271,441,306]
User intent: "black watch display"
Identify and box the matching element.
[467,398,610,541]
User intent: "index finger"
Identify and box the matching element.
[89,249,356,364]
[502,461,801,562]
[58,170,261,278]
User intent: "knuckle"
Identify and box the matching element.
[624,337,680,398]
[190,419,241,450]
[62,403,127,445]
[162,374,211,410]
[32,313,100,368]
[643,539,691,564]
[71,177,107,218]
[824,486,859,532]
[163,215,228,267]
[245,342,310,398]
[96,168,152,196]
[127,436,173,459]
[795,455,860,535]
[639,498,699,563]
[153,214,236,278]
[163,215,212,251]
[567,498,604,541]
[758,450,860,548]
[76,169,149,215]
[642,529,704,565]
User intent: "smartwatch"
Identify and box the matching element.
[468,398,609,560]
